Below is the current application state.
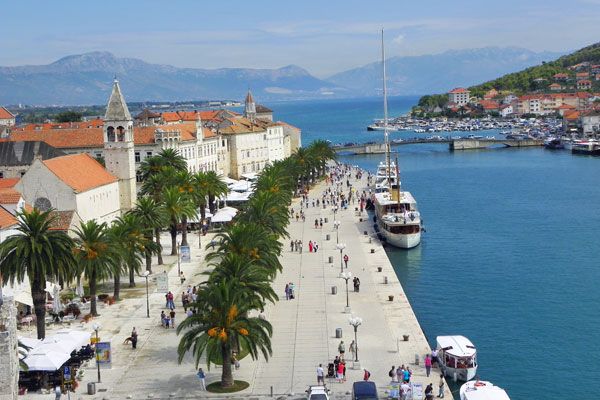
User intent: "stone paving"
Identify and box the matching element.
[19,171,453,400]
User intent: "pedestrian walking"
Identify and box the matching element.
[431,348,439,367]
[308,240,313,252]
[336,361,344,383]
[197,368,206,390]
[180,271,186,284]
[315,219,319,228]
[166,291,175,309]
[314,241,318,252]
[343,254,349,268]
[285,283,290,300]
[131,327,138,349]
[170,309,176,328]
[425,383,434,400]
[319,218,323,228]
[363,369,371,381]
[54,385,62,400]
[317,364,325,385]
[389,365,396,382]
[425,354,432,377]
[349,340,356,360]
[290,240,294,252]
[438,374,445,398]
[338,340,345,358]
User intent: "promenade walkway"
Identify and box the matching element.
[19,169,452,400]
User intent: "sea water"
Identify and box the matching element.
[269,96,600,399]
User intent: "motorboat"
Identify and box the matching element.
[460,380,510,400]
[544,137,564,150]
[572,139,600,156]
[436,335,477,381]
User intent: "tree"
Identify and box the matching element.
[55,111,82,122]
[307,140,336,177]
[73,220,118,316]
[130,197,166,274]
[162,187,197,256]
[0,209,75,339]
[177,281,272,388]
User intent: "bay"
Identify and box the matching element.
[267,96,600,399]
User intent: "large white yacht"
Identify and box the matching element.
[460,380,511,400]
[436,335,478,382]
[371,30,421,249]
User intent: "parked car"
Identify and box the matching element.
[306,385,329,400]
[352,381,378,400]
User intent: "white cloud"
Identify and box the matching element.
[392,34,405,45]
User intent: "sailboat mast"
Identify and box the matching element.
[382,29,391,190]
[395,156,401,208]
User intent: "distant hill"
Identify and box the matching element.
[468,42,600,96]
[327,47,565,96]
[0,52,348,105]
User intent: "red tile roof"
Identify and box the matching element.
[479,100,500,110]
[0,107,15,120]
[0,188,22,204]
[448,88,469,94]
[0,206,17,229]
[0,178,20,189]
[43,154,118,193]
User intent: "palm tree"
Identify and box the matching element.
[157,148,188,172]
[177,281,272,388]
[73,220,118,316]
[130,197,166,274]
[174,170,195,247]
[207,223,283,279]
[292,147,316,187]
[110,214,156,295]
[204,171,228,214]
[162,187,197,256]
[307,140,336,177]
[0,209,75,339]
[238,191,291,238]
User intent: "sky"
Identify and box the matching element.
[2,0,600,77]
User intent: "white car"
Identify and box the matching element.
[306,385,330,400]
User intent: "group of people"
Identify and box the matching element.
[284,282,296,300]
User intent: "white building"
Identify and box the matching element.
[0,107,15,127]
[448,88,470,106]
[16,153,121,225]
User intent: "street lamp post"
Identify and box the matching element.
[339,271,352,313]
[349,315,362,368]
[336,243,346,274]
[92,323,101,383]
[143,271,150,318]
[333,220,340,244]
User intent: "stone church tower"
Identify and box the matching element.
[244,90,256,121]
[103,79,136,212]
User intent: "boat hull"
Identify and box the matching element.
[442,366,477,382]
[382,229,420,249]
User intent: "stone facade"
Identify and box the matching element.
[0,295,19,400]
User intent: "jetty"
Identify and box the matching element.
[334,138,543,154]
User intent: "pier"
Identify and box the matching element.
[334,138,543,154]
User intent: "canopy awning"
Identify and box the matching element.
[2,279,33,307]
[229,181,253,192]
[24,349,70,371]
[211,207,238,223]
[224,191,251,202]
[188,208,213,223]
[49,329,91,348]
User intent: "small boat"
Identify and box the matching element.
[460,380,510,400]
[436,335,477,381]
[572,139,600,156]
[544,138,564,150]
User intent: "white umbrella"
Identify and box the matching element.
[51,329,91,348]
[211,207,239,223]
[24,348,70,371]
[18,337,41,352]
[36,340,77,355]
[52,284,62,313]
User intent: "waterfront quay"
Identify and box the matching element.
[15,172,450,400]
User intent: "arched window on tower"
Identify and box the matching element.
[107,126,115,142]
[117,126,125,142]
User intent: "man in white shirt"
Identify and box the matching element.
[400,382,411,400]
[317,364,325,385]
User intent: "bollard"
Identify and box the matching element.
[364,230,368,235]
[328,256,334,263]
[335,328,343,338]
[369,237,372,243]
[384,276,388,284]
[331,286,337,295]
[370,249,375,254]
[271,386,273,397]
[324,217,328,223]
[326,234,330,241]
[415,353,420,365]
[377,267,382,272]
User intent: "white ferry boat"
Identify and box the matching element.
[436,335,478,381]
[460,380,510,400]
[374,161,398,193]
[374,189,421,248]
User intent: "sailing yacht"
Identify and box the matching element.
[372,30,421,249]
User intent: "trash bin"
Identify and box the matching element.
[87,382,96,395]
[328,256,334,263]
[326,234,330,241]
[324,217,328,223]
[335,328,343,338]
[331,286,337,295]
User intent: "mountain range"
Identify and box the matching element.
[0,48,566,105]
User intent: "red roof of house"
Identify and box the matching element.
[479,100,500,110]
[564,110,580,120]
[0,178,20,189]
[0,188,22,204]
[42,154,118,193]
[449,88,469,94]
[0,206,17,229]
[553,73,569,79]
[0,107,14,120]
[578,80,592,85]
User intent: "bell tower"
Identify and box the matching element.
[103,79,136,212]
[244,90,256,121]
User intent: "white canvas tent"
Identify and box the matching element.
[211,207,238,223]
[49,329,91,348]
[24,348,70,371]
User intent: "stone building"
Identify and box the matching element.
[0,294,18,400]
[0,141,65,179]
